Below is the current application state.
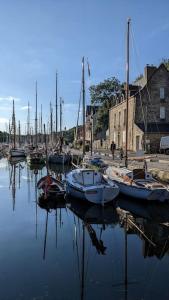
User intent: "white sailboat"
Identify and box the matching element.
[66,57,119,205]
[66,168,119,205]
[106,19,169,202]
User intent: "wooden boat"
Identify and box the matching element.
[9,148,26,158]
[37,175,65,199]
[48,151,71,165]
[106,166,169,202]
[66,168,119,205]
[27,151,45,165]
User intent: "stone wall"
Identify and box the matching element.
[109,97,135,150]
[135,64,169,124]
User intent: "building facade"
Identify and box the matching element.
[109,64,169,152]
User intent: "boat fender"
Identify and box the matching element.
[123,175,133,185]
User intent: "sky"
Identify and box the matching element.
[0,0,169,133]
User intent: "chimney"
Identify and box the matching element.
[144,64,157,82]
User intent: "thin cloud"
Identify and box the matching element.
[20,105,32,110]
[0,117,9,124]
[0,96,20,102]
[0,106,12,111]
[149,22,169,38]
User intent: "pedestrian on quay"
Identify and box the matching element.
[110,141,116,160]
[120,147,124,160]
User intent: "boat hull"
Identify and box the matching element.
[66,179,119,205]
[112,179,169,202]
[48,154,71,165]
[10,149,26,157]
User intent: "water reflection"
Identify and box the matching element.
[1,158,169,299]
[8,157,26,210]
[116,198,169,259]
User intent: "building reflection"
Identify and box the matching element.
[116,198,169,259]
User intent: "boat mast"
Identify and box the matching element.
[82,57,85,157]
[40,104,43,143]
[27,101,30,145]
[60,97,63,137]
[125,18,130,168]
[18,120,21,148]
[35,81,38,150]
[12,99,16,149]
[55,72,58,136]
[50,101,53,144]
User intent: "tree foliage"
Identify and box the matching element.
[89,77,123,133]
[162,58,169,71]
[134,74,143,82]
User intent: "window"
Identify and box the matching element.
[124,109,126,125]
[160,106,166,120]
[114,113,116,127]
[160,88,165,99]
[118,111,121,126]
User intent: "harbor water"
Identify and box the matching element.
[0,158,169,299]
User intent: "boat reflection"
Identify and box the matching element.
[68,199,118,256]
[116,198,169,259]
[9,157,25,210]
[38,194,66,260]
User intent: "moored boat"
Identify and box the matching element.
[106,166,169,202]
[66,168,119,205]
[48,151,71,165]
[27,151,45,165]
[9,148,26,158]
[37,175,65,199]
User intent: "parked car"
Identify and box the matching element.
[160,136,169,154]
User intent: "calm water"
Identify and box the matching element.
[0,158,169,300]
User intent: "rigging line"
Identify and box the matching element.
[130,27,146,130]
[130,26,142,76]
[84,228,93,283]
[73,215,81,281]
[76,82,83,141]
[159,238,168,259]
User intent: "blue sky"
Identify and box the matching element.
[0,0,169,132]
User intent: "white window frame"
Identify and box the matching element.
[160,87,165,99]
[160,106,166,119]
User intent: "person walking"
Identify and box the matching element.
[110,141,116,160]
[119,147,124,160]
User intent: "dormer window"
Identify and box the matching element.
[160,88,165,99]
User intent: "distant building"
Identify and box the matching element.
[109,64,169,152]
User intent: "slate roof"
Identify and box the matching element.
[136,123,169,133]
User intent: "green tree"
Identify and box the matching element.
[162,58,169,71]
[89,77,123,133]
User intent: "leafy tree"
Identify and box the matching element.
[161,58,169,71]
[134,74,143,82]
[89,77,122,107]
[89,77,123,133]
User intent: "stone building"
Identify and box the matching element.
[109,64,169,152]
